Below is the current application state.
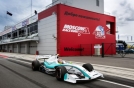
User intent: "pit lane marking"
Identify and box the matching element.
[8,58,31,64]
[99,79,134,88]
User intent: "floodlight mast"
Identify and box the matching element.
[31,0,32,17]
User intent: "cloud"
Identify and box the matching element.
[105,0,134,26]
[0,0,52,31]
[104,0,134,40]
[120,0,127,6]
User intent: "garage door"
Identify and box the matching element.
[5,45,8,52]
[29,42,37,54]
[20,43,26,54]
[13,44,17,53]
[8,45,10,52]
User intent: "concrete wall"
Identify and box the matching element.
[52,0,104,13]
[37,14,57,55]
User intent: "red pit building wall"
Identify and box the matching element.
[57,4,116,56]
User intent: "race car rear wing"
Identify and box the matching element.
[36,55,52,60]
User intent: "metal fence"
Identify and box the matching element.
[80,43,134,59]
[80,43,103,56]
[102,42,134,59]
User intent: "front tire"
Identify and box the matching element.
[82,63,94,72]
[32,60,40,71]
[55,66,67,81]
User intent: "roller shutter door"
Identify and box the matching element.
[13,44,17,53]
[9,44,12,52]
[29,42,37,54]
[5,45,8,52]
[20,43,26,54]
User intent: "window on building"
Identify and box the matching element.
[96,0,99,6]
[29,22,38,35]
[19,28,26,37]
[27,27,30,36]
[12,31,17,39]
[3,34,7,40]
[34,24,38,33]
[7,33,11,38]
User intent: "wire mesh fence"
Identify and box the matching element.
[80,43,134,59]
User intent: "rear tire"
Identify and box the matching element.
[55,66,67,81]
[82,63,94,72]
[32,60,40,71]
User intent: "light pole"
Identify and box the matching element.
[31,0,32,17]
[116,27,119,40]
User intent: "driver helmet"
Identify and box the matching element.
[58,58,63,64]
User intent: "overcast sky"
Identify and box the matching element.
[0,0,134,39]
[104,0,134,41]
[0,0,52,31]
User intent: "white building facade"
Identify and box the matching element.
[52,0,104,13]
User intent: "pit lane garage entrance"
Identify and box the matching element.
[29,41,37,54]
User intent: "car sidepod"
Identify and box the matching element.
[63,64,104,83]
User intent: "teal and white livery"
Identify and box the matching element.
[32,54,104,83]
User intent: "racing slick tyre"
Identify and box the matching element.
[55,66,67,81]
[82,63,94,72]
[32,60,41,71]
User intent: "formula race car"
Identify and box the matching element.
[32,54,104,83]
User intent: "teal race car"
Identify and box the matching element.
[32,54,104,83]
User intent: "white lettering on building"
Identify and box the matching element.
[62,24,90,36]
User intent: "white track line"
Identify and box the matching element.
[99,79,134,88]
[9,59,31,64]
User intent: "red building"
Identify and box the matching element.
[39,4,116,56]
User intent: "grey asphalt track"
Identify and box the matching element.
[61,56,134,69]
[0,58,134,88]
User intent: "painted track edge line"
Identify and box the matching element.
[99,79,134,88]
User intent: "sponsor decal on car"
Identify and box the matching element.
[62,24,90,36]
